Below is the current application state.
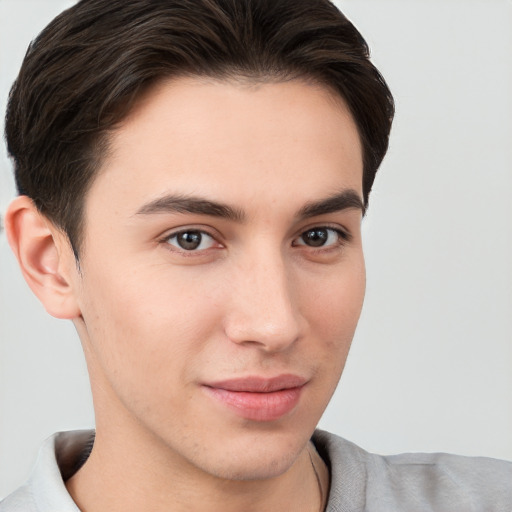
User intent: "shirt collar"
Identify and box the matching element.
[26,430,94,512]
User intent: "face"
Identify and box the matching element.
[71,77,365,480]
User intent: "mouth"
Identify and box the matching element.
[202,375,307,422]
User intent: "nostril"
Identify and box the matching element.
[224,311,301,352]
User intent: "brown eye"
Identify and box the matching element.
[301,228,329,247]
[166,230,216,251]
[294,227,347,248]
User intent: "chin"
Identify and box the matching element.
[187,426,311,481]
[206,451,298,481]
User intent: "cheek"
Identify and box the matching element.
[300,257,365,377]
[289,259,365,420]
[306,258,365,336]
[77,263,223,391]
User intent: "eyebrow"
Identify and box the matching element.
[135,189,364,222]
[297,189,365,219]
[135,194,245,222]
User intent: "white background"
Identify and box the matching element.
[1,0,511,499]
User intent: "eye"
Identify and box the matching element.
[165,230,218,251]
[294,227,347,248]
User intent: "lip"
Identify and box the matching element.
[202,374,307,422]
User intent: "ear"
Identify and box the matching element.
[5,196,81,319]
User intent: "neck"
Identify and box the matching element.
[66,426,328,512]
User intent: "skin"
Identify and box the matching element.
[7,77,365,512]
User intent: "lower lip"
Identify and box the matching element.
[202,385,304,422]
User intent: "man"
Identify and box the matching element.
[1,1,510,511]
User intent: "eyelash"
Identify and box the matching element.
[292,226,351,250]
[163,229,220,253]
[161,225,351,255]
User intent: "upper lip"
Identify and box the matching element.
[204,374,307,393]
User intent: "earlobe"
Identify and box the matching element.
[5,196,81,319]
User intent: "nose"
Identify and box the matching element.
[224,248,303,352]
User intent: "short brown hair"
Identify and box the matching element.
[5,0,394,258]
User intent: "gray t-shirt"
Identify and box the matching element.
[1,429,511,511]
[313,430,512,511]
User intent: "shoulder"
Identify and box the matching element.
[0,483,38,512]
[0,431,90,512]
[313,429,512,512]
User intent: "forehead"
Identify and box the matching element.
[86,77,363,221]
